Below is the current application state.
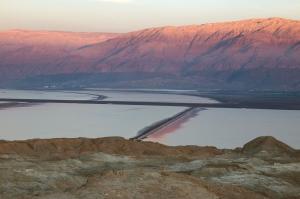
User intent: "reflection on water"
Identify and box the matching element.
[147,108,300,149]
[146,108,203,141]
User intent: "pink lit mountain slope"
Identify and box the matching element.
[0,30,119,80]
[1,18,300,90]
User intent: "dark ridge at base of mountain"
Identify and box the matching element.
[7,67,300,91]
[5,72,175,89]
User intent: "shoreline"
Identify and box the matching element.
[0,98,300,110]
[0,102,40,110]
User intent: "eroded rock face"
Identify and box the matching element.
[0,137,222,159]
[0,136,299,198]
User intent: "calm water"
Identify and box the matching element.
[0,103,185,140]
[0,89,299,149]
[146,108,300,149]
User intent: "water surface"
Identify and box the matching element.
[0,103,184,140]
[0,89,299,150]
[146,108,300,149]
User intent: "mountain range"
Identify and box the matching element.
[0,18,300,90]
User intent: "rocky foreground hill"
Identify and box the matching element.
[0,136,299,199]
[1,18,300,90]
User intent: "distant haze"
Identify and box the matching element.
[1,0,300,32]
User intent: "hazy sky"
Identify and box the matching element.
[1,0,300,32]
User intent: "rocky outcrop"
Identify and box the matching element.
[0,136,299,198]
[0,137,222,159]
[241,136,297,157]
